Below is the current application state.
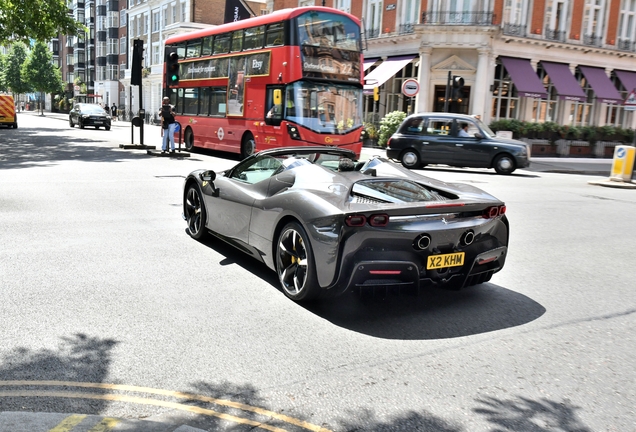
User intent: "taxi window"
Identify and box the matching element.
[425,118,453,136]
[400,117,425,134]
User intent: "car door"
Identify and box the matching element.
[420,117,456,164]
[452,120,493,167]
[203,155,280,244]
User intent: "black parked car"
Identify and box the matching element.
[386,113,530,174]
[183,146,509,302]
[69,103,111,130]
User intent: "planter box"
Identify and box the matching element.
[595,141,621,158]
[522,139,557,157]
[568,140,591,157]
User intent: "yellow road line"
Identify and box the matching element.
[0,390,284,432]
[87,417,120,432]
[49,414,86,432]
[0,380,331,432]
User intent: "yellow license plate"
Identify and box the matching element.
[426,252,465,270]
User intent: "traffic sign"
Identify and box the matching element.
[624,89,636,111]
[402,79,419,97]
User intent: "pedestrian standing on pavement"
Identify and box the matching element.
[111,103,118,121]
[159,97,176,154]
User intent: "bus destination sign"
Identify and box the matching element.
[301,46,361,82]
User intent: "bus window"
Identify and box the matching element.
[244,26,264,50]
[214,33,231,54]
[184,88,199,115]
[211,87,227,117]
[174,42,186,59]
[295,12,360,51]
[231,30,244,52]
[265,22,284,47]
[202,37,213,56]
[186,39,202,58]
[200,87,211,115]
[176,88,185,114]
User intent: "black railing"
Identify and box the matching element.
[366,28,380,39]
[544,26,566,42]
[503,22,525,36]
[583,33,603,47]
[617,38,635,51]
[398,23,415,35]
[421,11,494,25]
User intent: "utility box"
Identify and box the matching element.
[610,145,635,182]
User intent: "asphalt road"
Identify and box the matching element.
[1,114,635,432]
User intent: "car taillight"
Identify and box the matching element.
[368,214,389,227]
[483,205,506,218]
[345,214,367,227]
[387,137,392,147]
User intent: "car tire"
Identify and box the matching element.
[276,221,320,302]
[69,118,74,128]
[13,122,17,129]
[241,133,256,159]
[400,149,421,169]
[105,126,110,131]
[184,184,207,240]
[184,127,194,151]
[493,154,516,175]
[79,120,85,129]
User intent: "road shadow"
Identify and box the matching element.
[473,395,592,432]
[0,125,146,170]
[420,166,540,178]
[194,232,545,340]
[0,334,118,414]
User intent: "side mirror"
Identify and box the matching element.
[199,170,216,182]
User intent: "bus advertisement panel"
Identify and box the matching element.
[163,7,363,158]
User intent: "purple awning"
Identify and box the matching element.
[363,55,416,90]
[500,57,547,99]
[541,61,586,102]
[578,66,622,104]
[363,58,379,72]
[615,70,636,94]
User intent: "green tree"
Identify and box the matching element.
[3,42,31,97]
[22,41,64,115]
[0,53,7,92]
[378,111,407,147]
[0,1,84,44]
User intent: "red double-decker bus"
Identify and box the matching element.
[163,6,364,158]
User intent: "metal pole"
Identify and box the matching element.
[130,86,134,144]
[443,71,450,113]
[139,83,144,146]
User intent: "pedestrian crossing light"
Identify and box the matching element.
[373,86,379,101]
[166,48,180,86]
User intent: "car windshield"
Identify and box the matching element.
[473,117,495,137]
[81,105,107,114]
[284,81,362,135]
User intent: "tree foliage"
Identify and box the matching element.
[3,42,31,95]
[0,0,85,44]
[0,53,7,92]
[22,41,64,95]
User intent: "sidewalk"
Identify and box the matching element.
[22,110,627,177]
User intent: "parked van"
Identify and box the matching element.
[0,95,18,128]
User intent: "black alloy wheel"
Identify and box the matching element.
[184,185,207,240]
[241,134,256,159]
[493,154,516,175]
[69,118,74,127]
[276,221,319,301]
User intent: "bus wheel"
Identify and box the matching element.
[184,127,194,151]
[241,134,256,159]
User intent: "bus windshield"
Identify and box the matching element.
[296,11,360,51]
[284,81,362,135]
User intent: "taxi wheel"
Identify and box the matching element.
[69,118,74,128]
[105,126,111,131]
[79,120,85,129]
[493,154,516,175]
[400,149,421,169]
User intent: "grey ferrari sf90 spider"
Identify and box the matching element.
[183,147,509,302]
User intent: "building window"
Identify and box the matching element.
[569,69,594,126]
[153,11,160,32]
[365,0,382,38]
[172,4,177,23]
[108,11,119,28]
[120,36,126,53]
[386,62,418,114]
[606,72,634,126]
[107,64,119,81]
[532,65,560,122]
[163,8,168,26]
[491,62,521,120]
[583,0,607,45]
[108,39,119,55]
[153,44,160,64]
[544,0,570,41]
[334,0,351,13]
[66,53,74,65]
[181,3,187,21]
[120,10,127,27]
[618,0,636,49]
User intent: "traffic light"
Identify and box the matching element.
[166,48,180,86]
[373,86,379,102]
[452,75,464,101]
[131,39,144,86]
